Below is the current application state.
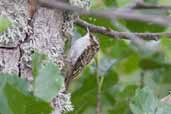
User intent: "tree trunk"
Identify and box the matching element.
[0,1,73,113]
[0,0,65,80]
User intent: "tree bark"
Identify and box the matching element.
[0,0,65,80]
[0,1,73,113]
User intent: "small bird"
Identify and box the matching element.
[65,31,99,91]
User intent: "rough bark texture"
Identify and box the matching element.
[0,0,65,80]
[0,1,74,113]
[21,7,65,80]
[0,48,20,74]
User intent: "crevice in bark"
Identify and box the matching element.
[18,45,22,77]
[0,46,18,50]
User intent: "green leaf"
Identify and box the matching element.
[97,54,117,76]
[160,67,171,83]
[139,52,169,70]
[139,58,163,70]
[99,38,133,58]
[108,100,131,114]
[34,62,64,102]
[116,0,131,7]
[144,0,159,3]
[0,74,29,114]
[102,69,118,89]
[123,19,166,33]
[0,74,29,94]
[157,104,171,114]
[160,38,171,63]
[116,53,140,74]
[32,52,47,77]
[70,68,97,114]
[103,0,117,7]
[130,87,159,114]
[105,84,138,114]
[91,0,106,9]
[116,85,138,99]
[4,83,53,114]
[81,16,116,30]
[159,0,171,5]
[130,87,171,114]
[0,17,11,32]
[0,88,13,114]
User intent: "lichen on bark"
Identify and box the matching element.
[20,7,65,80]
[0,0,28,74]
[0,0,28,47]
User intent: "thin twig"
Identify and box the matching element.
[140,71,145,88]
[38,0,171,26]
[75,19,171,41]
[132,2,171,10]
[96,77,101,114]
[95,57,102,114]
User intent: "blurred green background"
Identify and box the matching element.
[68,0,171,114]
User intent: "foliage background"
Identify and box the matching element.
[68,0,171,114]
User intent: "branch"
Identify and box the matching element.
[75,19,171,40]
[132,2,171,10]
[38,0,171,26]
